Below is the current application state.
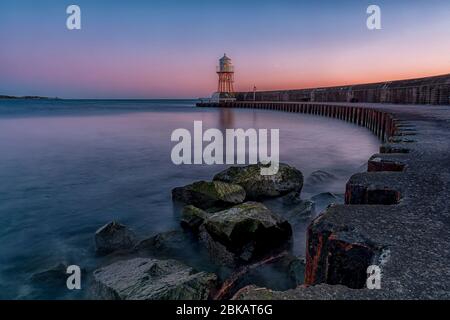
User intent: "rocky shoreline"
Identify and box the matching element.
[84,163,343,300]
[29,100,448,300]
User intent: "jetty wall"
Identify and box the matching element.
[235,73,450,105]
[197,99,450,299]
[199,101,398,142]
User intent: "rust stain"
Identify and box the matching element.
[213,251,288,300]
[304,231,325,285]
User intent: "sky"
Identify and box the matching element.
[0,0,449,99]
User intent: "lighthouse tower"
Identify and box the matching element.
[217,54,234,94]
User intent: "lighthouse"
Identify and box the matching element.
[217,54,235,94]
[198,54,236,104]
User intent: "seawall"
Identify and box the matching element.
[197,100,450,299]
[235,73,450,105]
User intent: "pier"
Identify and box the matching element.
[197,99,450,299]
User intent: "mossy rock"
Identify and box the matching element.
[201,202,292,264]
[172,180,246,210]
[213,163,303,200]
[181,205,210,232]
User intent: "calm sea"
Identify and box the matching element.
[0,99,379,299]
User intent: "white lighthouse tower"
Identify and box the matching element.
[200,54,236,103]
[217,54,235,94]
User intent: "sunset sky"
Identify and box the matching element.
[0,0,449,98]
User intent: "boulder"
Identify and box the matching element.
[172,180,246,210]
[92,258,217,300]
[135,230,197,254]
[30,263,68,286]
[305,170,337,186]
[95,221,137,255]
[134,230,212,271]
[213,163,303,200]
[200,202,292,265]
[181,205,209,231]
[27,263,85,299]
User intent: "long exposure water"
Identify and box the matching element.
[0,99,379,299]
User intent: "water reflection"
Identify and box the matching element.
[219,108,235,130]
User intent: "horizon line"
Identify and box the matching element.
[3,72,449,100]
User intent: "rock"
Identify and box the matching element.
[135,230,191,257]
[213,163,303,200]
[27,263,86,299]
[310,192,344,214]
[95,221,137,255]
[311,192,341,203]
[92,258,217,300]
[279,191,303,204]
[172,181,246,210]
[134,230,211,269]
[200,202,292,265]
[199,227,237,266]
[263,197,315,226]
[306,170,337,186]
[30,263,68,286]
[181,205,209,231]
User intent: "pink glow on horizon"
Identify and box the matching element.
[1,1,449,98]
[2,22,449,98]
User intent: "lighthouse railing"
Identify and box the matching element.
[216,65,234,72]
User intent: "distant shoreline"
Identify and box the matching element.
[0,95,60,100]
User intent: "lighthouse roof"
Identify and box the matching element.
[220,54,232,62]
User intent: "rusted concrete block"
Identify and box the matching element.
[344,183,366,204]
[345,172,403,205]
[345,183,401,205]
[368,157,406,172]
[366,185,401,204]
[305,213,382,289]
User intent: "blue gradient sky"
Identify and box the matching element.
[0,0,449,98]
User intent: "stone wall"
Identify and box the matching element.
[235,73,450,105]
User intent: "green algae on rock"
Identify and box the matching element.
[172,180,246,210]
[213,163,303,200]
[181,205,210,231]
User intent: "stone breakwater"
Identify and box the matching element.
[197,100,450,299]
[235,73,450,105]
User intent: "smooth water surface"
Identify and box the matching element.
[0,100,379,299]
